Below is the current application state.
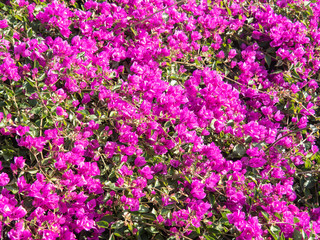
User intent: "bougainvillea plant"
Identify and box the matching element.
[1,0,320,239]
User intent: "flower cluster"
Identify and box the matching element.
[0,0,320,239]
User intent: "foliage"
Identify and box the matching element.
[0,0,320,239]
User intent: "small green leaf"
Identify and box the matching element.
[109,233,115,240]
[77,109,90,116]
[5,185,19,194]
[77,52,85,59]
[114,233,122,237]
[274,212,282,220]
[27,28,33,38]
[38,73,46,81]
[245,136,252,143]
[97,221,109,228]
[258,23,264,31]
[164,121,171,128]
[146,226,159,234]
[230,144,246,158]
[34,60,39,69]
[247,17,254,24]
[301,229,308,239]
[142,213,156,221]
[305,158,311,169]
[208,193,215,205]
[226,6,232,16]
[185,175,191,184]
[204,235,216,240]
[292,69,300,79]
[139,205,150,213]
[293,229,302,240]
[265,55,271,68]
[270,70,283,75]
[227,120,234,127]
[109,111,117,117]
[210,119,216,130]
[262,211,269,220]
[270,225,280,234]
[27,168,39,174]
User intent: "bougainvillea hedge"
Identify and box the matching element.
[1,0,320,239]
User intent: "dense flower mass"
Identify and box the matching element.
[0,0,320,239]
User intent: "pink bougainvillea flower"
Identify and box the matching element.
[0,19,8,28]
[0,173,10,186]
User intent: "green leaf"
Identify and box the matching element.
[305,158,311,169]
[166,237,176,240]
[230,144,246,158]
[274,212,282,220]
[262,211,269,220]
[30,107,43,115]
[301,229,308,239]
[108,71,116,79]
[142,213,156,221]
[292,69,300,79]
[270,225,280,234]
[313,152,320,164]
[269,226,280,240]
[77,52,85,59]
[226,120,234,127]
[5,185,19,194]
[88,114,97,120]
[293,229,302,240]
[139,205,150,213]
[77,109,90,116]
[38,73,46,81]
[112,84,122,91]
[270,70,283,75]
[154,234,165,240]
[247,17,254,23]
[109,111,117,117]
[226,6,232,16]
[97,221,109,228]
[27,28,33,38]
[146,226,159,234]
[109,233,115,240]
[100,215,115,224]
[208,193,215,205]
[185,175,191,184]
[204,235,216,240]
[210,119,216,130]
[27,168,39,174]
[265,55,271,68]
[164,121,171,128]
[111,220,124,230]
[34,60,39,69]
[245,136,252,143]
[258,23,264,31]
